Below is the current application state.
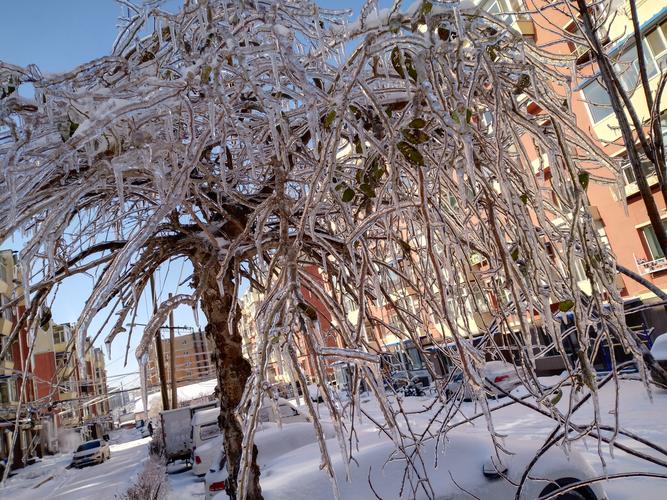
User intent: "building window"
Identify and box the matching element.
[1,336,13,362]
[582,20,667,125]
[621,158,656,186]
[0,257,7,283]
[645,22,667,71]
[0,293,14,322]
[640,223,667,261]
[573,258,587,282]
[485,0,527,22]
[53,328,67,345]
[0,378,17,404]
[581,80,613,124]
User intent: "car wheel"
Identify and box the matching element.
[539,477,597,500]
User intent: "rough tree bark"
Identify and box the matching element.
[197,259,262,500]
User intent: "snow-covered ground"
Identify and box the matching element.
[168,378,667,499]
[3,379,665,499]
[0,429,151,500]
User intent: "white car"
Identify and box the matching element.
[446,360,523,400]
[71,438,111,468]
[259,430,606,500]
[193,398,309,477]
[193,435,223,476]
[204,421,335,499]
[650,334,667,385]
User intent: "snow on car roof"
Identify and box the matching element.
[191,407,220,425]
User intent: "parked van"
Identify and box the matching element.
[192,397,308,476]
[191,407,221,457]
[160,401,218,464]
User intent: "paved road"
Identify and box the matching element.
[1,430,150,500]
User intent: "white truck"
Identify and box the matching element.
[160,401,217,464]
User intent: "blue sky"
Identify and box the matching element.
[0,0,385,390]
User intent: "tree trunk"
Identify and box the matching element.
[198,262,262,500]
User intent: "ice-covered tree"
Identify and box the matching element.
[1,0,660,497]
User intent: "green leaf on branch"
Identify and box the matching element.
[201,65,212,83]
[450,110,460,124]
[69,120,79,138]
[486,45,499,62]
[401,128,429,144]
[520,194,529,204]
[558,299,575,312]
[391,47,418,81]
[397,141,424,166]
[323,110,336,129]
[359,183,376,198]
[510,248,519,261]
[409,118,426,129]
[513,74,530,95]
[421,1,433,15]
[61,119,79,142]
[578,171,590,191]
[465,108,473,124]
[547,389,562,406]
[341,187,355,202]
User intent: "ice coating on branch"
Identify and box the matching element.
[0,0,637,498]
[135,293,195,359]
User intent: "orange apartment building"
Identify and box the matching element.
[1,250,110,467]
[146,328,215,388]
[228,2,667,391]
[297,1,667,379]
[516,0,667,334]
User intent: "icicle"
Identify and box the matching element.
[113,161,125,208]
[208,100,217,138]
[462,135,476,188]
[192,304,200,331]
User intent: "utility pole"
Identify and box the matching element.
[150,275,170,411]
[168,293,178,409]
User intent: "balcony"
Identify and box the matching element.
[635,255,667,275]
[0,317,13,335]
[514,18,535,39]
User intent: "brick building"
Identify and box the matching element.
[146,328,215,388]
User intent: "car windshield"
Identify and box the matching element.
[76,440,100,452]
[200,422,221,441]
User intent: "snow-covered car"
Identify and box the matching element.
[194,398,309,477]
[446,360,523,400]
[71,438,111,468]
[258,430,606,500]
[651,334,667,368]
[306,384,323,402]
[650,334,667,384]
[192,408,222,460]
[203,421,335,499]
[193,435,223,477]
